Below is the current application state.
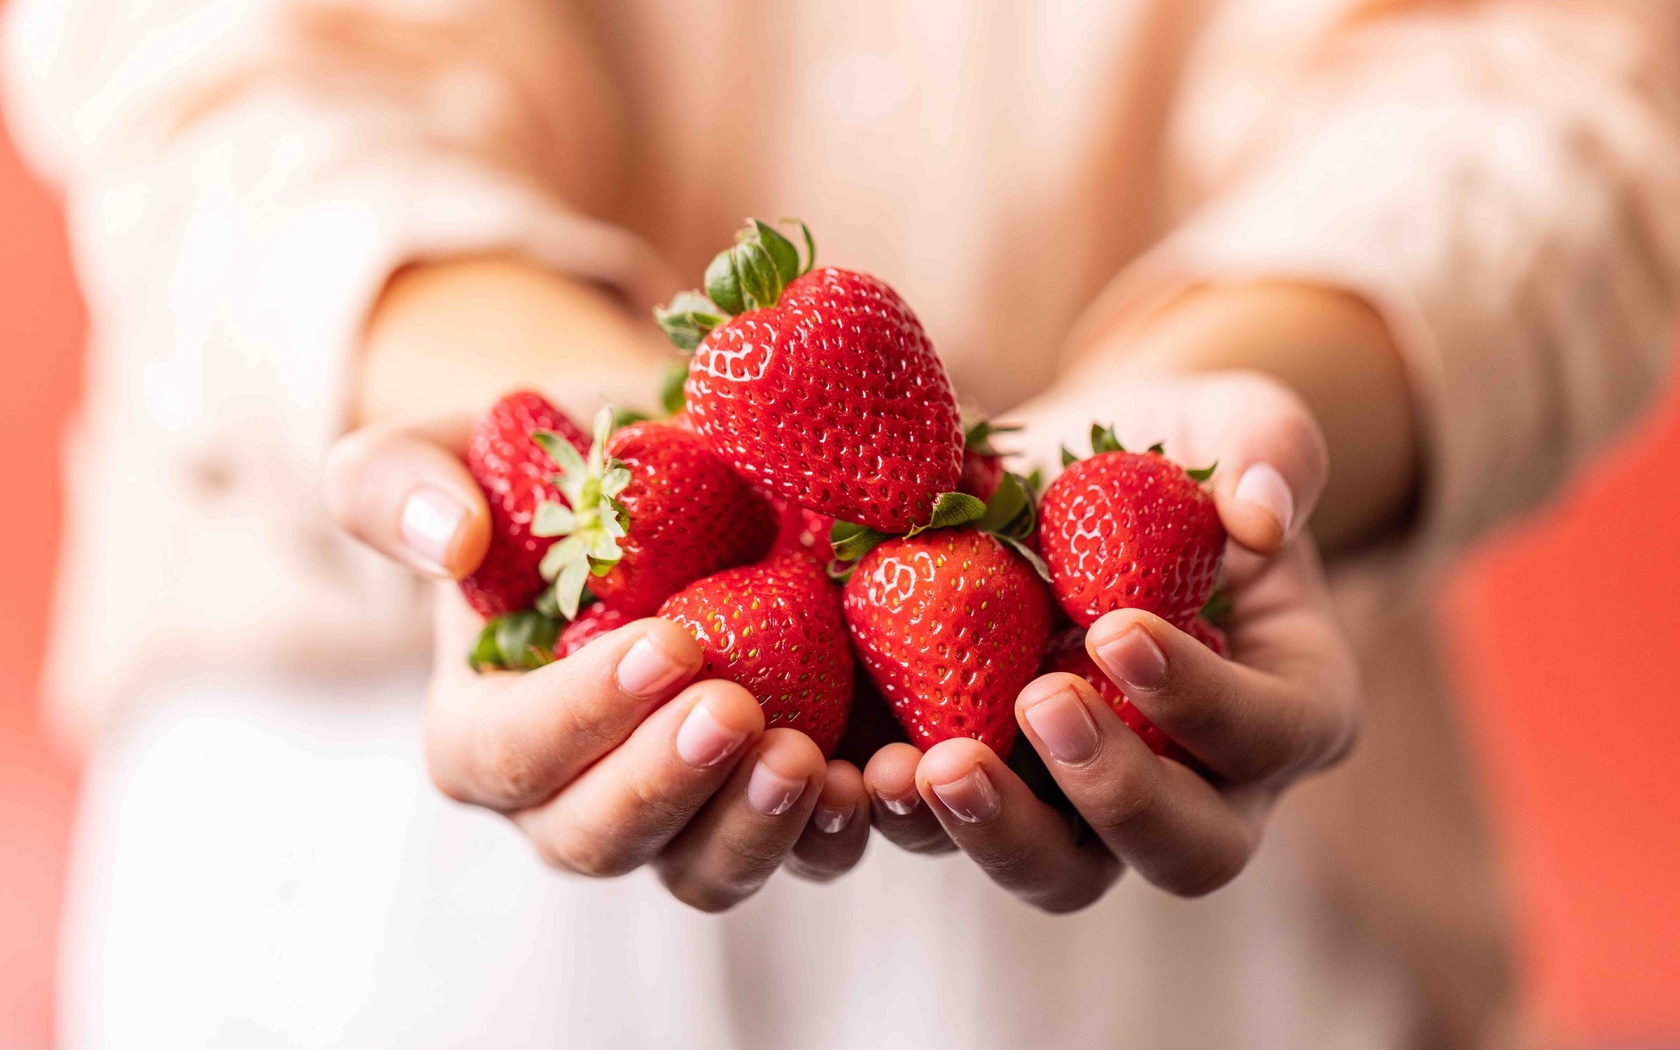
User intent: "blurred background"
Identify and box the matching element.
[2,35,1679,1050]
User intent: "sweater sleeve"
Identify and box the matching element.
[1079,0,1680,554]
[0,0,664,737]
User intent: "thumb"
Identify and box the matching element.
[1202,373,1328,556]
[324,417,491,579]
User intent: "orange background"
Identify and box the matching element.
[2,87,1678,1050]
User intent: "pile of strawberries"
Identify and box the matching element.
[462,220,1229,763]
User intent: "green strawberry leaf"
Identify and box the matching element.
[997,534,1052,583]
[610,406,651,429]
[962,417,1023,457]
[1200,585,1232,626]
[905,491,987,538]
[1147,441,1165,455]
[1186,462,1218,483]
[1090,423,1124,455]
[829,520,889,562]
[776,216,817,276]
[468,610,562,673]
[531,501,577,538]
[659,360,689,416]
[976,471,1036,540]
[704,250,746,316]
[1060,445,1078,467]
[652,290,726,352]
[751,219,802,285]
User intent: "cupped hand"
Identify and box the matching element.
[863,370,1361,911]
[325,420,872,911]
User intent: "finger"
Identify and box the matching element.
[862,743,955,855]
[915,739,1121,913]
[426,600,705,809]
[1085,562,1358,784]
[324,417,490,578]
[656,728,828,912]
[513,679,765,879]
[1201,374,1328,555]
[787,760,871,883]
[1016,673,1262,896]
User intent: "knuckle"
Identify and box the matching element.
[660,870,742,914]
[623,766,698,843]
[546,830,638,879]
[477,727,551,806]
[1083,757,1158,833]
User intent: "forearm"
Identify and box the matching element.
[357,256,671,427]
[1068,282,1420,554]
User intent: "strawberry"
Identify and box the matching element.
[555,603,632,659]
[459,391,590,618]
[955,418,1019,503]
[843,527,1054,755]
[1184,615,1230,658]
[534,411,777,618]
[656,220,964,533]
[1037,426,1225,628]
[658,552,854,756]
[769,497,833,559]
[1041,627,1193,763]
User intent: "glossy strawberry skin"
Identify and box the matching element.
[685,267,964,532]
[659,552,854,756]
[590,420,778,617]
[956,449,1004,502]
[460,391,590,618]
[1038,451,1226,628]
[768,497,834,559]
[843,529,1054,755]
[1041,627,1192,763]
[555,604,631,659]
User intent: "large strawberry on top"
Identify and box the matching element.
[533,411,777,619]
[459,390,590,619]
[656,220,964,533]
[1038,425,1225,628]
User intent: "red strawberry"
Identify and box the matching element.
[843,528,1054,754]
[459,391,589,618]
[1038,427,1225,628]
[1184,615,1230,658]
[555,603,632,659]
[658,220,964,533]
[958,449,1004,503]
[535,412,777,618]
[1041,627,1194,763]
[769,497,834,559]
[955,418,1019,503]
[659,552,854,756]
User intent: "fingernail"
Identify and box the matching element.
[877,792,920,817]
[675,701,747,768]
[617,634,689,698]
[399,486,466,575]
[930,767,1000,824]
[1234,463,1294,539]
[1093,627,1168,691]
[746,761,807,817]
[813,803,853,834]
[1022,686,1102,766]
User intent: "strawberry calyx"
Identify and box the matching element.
[963,416,1022,457]
[653,218,815,350]
[1060,422,1217,482]
[827,470,1048,579]
[469,609,563,672]
[531,407,633,619]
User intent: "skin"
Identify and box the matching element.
[326,255,1416,912]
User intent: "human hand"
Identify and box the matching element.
[328,257,874,909]
[862,369,1361,910]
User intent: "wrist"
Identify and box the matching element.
[357,255,669,427]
